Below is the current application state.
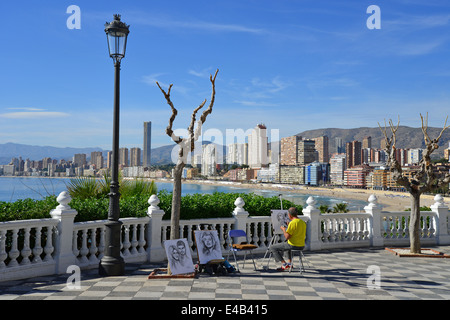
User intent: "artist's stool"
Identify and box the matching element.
[289,249,307,273]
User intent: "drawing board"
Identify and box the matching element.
[271,209,290,234]
[194,230,223,264]
[163,238,195,275]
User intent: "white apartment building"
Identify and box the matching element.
[248,124,268,168]
[227,143,248,166]
[408,148,423,165]
[201,144,217,177]
[330,153,346,185]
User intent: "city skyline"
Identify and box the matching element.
[1,1,450,150]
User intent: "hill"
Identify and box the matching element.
[0,143,104,165]
[2,126,449,165]
[296,126,450,158]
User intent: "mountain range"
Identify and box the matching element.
[296,126,450,158]
[1,126,449,165]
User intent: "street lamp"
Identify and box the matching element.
[99,14,130,276]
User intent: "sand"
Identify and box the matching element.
[154,178,449,212]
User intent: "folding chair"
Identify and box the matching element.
[289,249,310,273]
[227,229,258,271]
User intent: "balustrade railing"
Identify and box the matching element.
[1,191,449,282]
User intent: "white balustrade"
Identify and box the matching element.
[1,191,449,282]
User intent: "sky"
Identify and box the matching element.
[1,0,450,151]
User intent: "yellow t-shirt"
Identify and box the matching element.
[286,218,306,247]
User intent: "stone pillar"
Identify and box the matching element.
[302,196,321,251]
[147,194,166,262]
[232,197,249,232]
[50,191,78,274]
[431,194,450,245]
[364,194,384,247]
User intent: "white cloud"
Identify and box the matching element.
[0,110,70,119]
[132,13,265,35]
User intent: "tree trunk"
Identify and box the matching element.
[409,190,421,254]
[170,162,185,240]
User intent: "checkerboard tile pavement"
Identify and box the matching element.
[2,247,450,301]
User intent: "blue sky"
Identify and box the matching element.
[1,0,450,150]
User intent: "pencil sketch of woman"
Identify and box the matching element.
[195,230,222,264]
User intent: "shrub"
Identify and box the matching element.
[1,191,302,222]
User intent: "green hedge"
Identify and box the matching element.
[0,191,303,223]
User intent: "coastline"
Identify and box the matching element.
[153,178,448,212]
[2,176,447,212]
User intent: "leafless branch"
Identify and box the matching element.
[199,69,219,124]
[156,82,182,144]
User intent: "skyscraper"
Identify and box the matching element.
[314,135,329,163]
[143,121,152,168]
[119,148,129,167]
[248,124,268,168]
[130,147,142,167]
[346,140,362,168]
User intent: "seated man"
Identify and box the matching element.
[270,207,306,271]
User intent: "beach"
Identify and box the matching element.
[156,179,449,212]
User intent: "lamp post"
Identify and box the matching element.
[99,14,129,276]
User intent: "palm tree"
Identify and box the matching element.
[332,203,349,213]
[319,205,331,213]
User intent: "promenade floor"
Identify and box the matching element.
[2,246,450,303]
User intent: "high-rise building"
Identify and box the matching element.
[119,148,129,167]
[130,147,142,167]
[335,137,344,153]
[408,148,423,165]
[90,151,103,169]
[73,154,87,167]
[362,136,372,149]
[444,143,450,161]
[280,135,301,166]
[297,139,316,165]
[201,144,217,176]
[346,140,362,168]
[106,151,113,169]
[227,143,248,166]
[248,124,268,168]
[314,136,329,163]
[330,153,346,185]
[143,121,152,168]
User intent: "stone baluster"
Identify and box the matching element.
[431,194,450,245]
[138,223,146,254]
[88,228,99,263]
[147,194,166,262]
[20,227,32,266]
[130,224,139,255]
[364,194,384,247]
[303,196,321,251]
[98,227,105,260]
[232,197,249,232]
[8,228,20,267]
[122,225,131,257]
[0,229,6,268]
[32,226,43,263]
[79,229,89,264]
[43,226,54,262]
[50,191,78,274]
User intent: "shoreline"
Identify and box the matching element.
[2,176,448,212]
[153,178,448,212]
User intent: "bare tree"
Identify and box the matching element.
[156,69,219,240]
[379,114,450,253]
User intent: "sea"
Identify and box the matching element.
[0,177,368,211]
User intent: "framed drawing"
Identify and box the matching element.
[163,238,195,275]
[194,230,223,264]
[271,209,290,235]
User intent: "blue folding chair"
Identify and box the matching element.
[227,229,258,271]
